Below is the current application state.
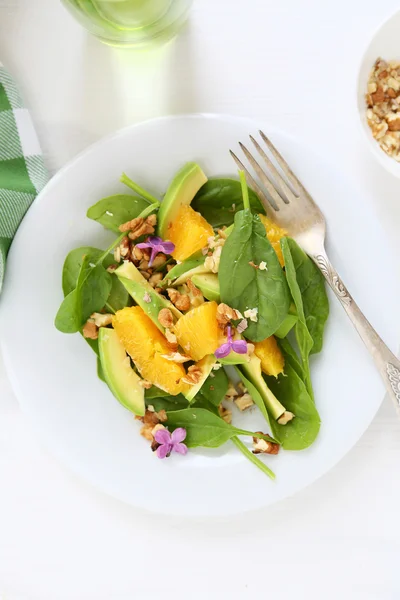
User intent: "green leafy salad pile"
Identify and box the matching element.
[55,162,329,479]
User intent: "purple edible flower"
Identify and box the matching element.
[136,236,175,267]
[215,326,248,359]
[154,427,188,459]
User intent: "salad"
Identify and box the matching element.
[55,162,329,479]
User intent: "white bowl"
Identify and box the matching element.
[357,8,400,177]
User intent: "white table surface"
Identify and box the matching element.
[1,0,400,598]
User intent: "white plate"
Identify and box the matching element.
[0,114,397,516]
[357,8,400,177]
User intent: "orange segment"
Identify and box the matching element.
[169,205,214,262]
[258,214,287,267]
[175,301,220,361]
[254,336,285,378]
[113,306,186,396]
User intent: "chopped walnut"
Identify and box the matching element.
[216,303,242,328]
[234,393,254,411]
[82,320,98,340]
[119,215,156,241]
[149,272,163,287]
[131,245,144,262]
[160,352,192,363]
[225,382,238,400]
[106,264,118,273]
[90,312,113,327]
[167,288,191,312]
[114,245,121,263]
[182,365,203,385]
[252,433,280,455]
[165,328,178,347]
[277,411,295,425]
[138,258,149,271]
[140,271,151,280]
[244,308,258,323]
[236,319,248,334]
[119,236,131,259]
[237,382,247,394]
[204,245,222,273]
[185,279,204,308]
[150,423,166,452]
[366,57,400,160]
[150,253,166,268]
[158,308,174,329]
[139,409,164,441]
[218,405,232,424]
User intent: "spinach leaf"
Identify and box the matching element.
[145,386,170,400]
[166,408,275,448]
[106,275,130,313]
[266,352,320,450]
[86,194,151,233]
[55,289,80,333]
[145,393,189,413]
[278,338,304,379]
[55,256,112,333]
[219,210,290,341]
[62,246,114,296]
[196,368,229,407]
[281,237,314,398]
[192,396,220,415]
[192,178,265,227]
[283,238,329,354]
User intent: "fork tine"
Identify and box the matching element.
[238,142,287,209]
[259,130,306,194]
[249,135,297,201]
[229,150,278,213]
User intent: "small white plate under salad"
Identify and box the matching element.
[0,114,397,516]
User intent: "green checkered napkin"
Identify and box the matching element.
[0,63,47,293]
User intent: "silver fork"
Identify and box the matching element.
[231,130,400,416]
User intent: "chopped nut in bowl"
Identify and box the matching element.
[357,8,400,176]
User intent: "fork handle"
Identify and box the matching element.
[311,248,400,416]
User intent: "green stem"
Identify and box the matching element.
[153,256,174,273]
[121,172,160,205]
[232,437,275,480]
[234,428,279,445]
[239,170,250,210]
[302,359,314,402]
[138,201,161,220]
[105,302,116,314]
[97,232,126,266]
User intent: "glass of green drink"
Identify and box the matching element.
[61,0,193,48]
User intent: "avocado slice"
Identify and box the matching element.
[240,355,286,421]
[172,264,210,287]
[98,327,145,416]
[116,262,182,331]
[157,163,208,239]
[191,273,220,302]
[184,355,217,403]
[218,351,250,366]
[160,252,205,286]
